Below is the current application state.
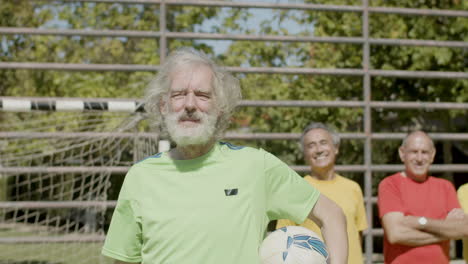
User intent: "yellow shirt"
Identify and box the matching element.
[277,174,368,264]
[458,183,468,263]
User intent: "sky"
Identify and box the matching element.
[195,2,313,55]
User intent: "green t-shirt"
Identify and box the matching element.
[102,142,320,264]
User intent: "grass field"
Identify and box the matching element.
[0,242,112,264]
[0,223,112,264]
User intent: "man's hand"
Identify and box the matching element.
[408,210,468,239]
[383,212,443,246]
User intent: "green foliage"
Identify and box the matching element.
[219,6,364,169]
[1,1,466,177]
[0,2,219,98]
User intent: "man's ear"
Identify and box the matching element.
[398,146,405,162]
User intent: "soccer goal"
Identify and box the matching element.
[0,107,159,264]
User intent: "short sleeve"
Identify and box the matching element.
[458,184,468,262]
[443,180,461,211]
[263,150,320,224]
[378,176,403,218]
[354,185,368,231]
[102,170,143,263]
[458,184,468,212]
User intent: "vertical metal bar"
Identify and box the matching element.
[133,136,138,163]
[159,0,167,63]
[362,0,373,263]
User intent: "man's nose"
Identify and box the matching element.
[415,152,424,162]
[316,144,325,153]
[184,92,196,111]
[314,147,324,155]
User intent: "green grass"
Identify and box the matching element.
[0,224,112,264]
[0,242,113,264]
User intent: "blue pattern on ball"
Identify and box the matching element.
[287,236,293,249]
[292,234,329,259]
[279,227,329,261]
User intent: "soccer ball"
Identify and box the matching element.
[259,226,329,264]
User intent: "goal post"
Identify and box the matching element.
[0,109,160,264]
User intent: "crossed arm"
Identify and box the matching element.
[381,208,468,246]
[405,208,468,240]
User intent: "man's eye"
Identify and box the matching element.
[172,93,184,98]
[197,93,210,99]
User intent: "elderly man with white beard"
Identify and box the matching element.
[102,48,348,264]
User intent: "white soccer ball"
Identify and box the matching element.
[259,226,329,264]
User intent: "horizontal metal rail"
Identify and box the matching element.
[291,164,468,173]
[0,166,129,174]
[0,199,381,209]
[368,101,468,110]
[369,69,467,79]
[0,62,160,72]
[2,132,468,140]
[2,97,468,111]
[2,27,467,48]
[0,132,156,138]
[0,234,105,244]
[0,201,116,209]
[1,164,467,174]
[53,0,366,12]
[38,0,468,17]
[241,100,362,108]
[0,62,467,79]
[363,228,383,236]
[368,6,468,17]
[365,197,378,204]
[241,100,468,109]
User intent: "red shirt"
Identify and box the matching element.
[378,172,461,264]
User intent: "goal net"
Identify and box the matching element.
[0,110,158,264]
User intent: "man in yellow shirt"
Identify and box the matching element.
[277,122,368,264]
[458,183,468,263]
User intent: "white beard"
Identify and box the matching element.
[164,110,218,146]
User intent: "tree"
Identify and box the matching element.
[217,0,467,184]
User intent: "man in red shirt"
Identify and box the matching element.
[378,131,465,264]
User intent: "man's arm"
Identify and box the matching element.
[308,194,348,264]
[381,212,444,246]
[404,210,468,240]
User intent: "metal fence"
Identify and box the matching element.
[1,0,468,263]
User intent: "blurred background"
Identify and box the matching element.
[0,0,467,263]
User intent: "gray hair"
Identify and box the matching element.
[300,122,340,150]
[144,47,242,139]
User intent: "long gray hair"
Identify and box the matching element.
[144,47,242,140]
